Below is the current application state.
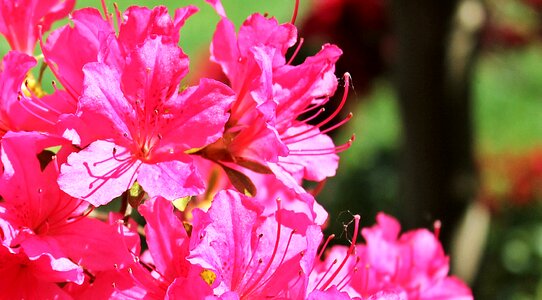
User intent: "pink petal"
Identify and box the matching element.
[188,190,263,294]
[160,78,234,150]
[59,140,141,206]
[139,196,191,280]
[48,217,133,272]
[166,276,215,300]
[419,277,473,300]
[307,286,352,300]
[205,0,227,18]
[210,18,240,78]
[238,14,297,66]
[279,123,339,181]
[118,5,198,49]
[0,0,75,53]
[43,7,113,98]
[274,44,342,126]
[138,159,204,201]
[121,35,188,106]
[79,62,136,142]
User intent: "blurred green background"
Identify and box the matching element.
[5,0,542,299]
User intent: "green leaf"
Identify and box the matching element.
[221,164,257,197]
[236,157,273,174]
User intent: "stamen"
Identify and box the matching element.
[433,220,441,240]
[314,259,338,289]
[320,214,360,290]
[362,264,371,293]
[241,199,284,297]
[253,230,297,291]
[298,107,324,124]
[312,72,351,130]
[113,3,122,32]
[240,233,263,284]
[288,134,355,156]
[81,159,141,199]
[318,234,335,260]
[284,112,352,144]
[335,256,359,291]
[287,37,304,65]
[101,0,113,26]
[291,0,300,25]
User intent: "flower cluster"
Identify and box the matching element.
[0,0,473,299]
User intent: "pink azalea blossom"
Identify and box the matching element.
[0,51,74,136]
[43,5,198,102]
[0,243,79,299]
[42,7,116,101]
[309,213,473,300]
[199,4,352,202]
[62,213,145,299]
[0,132,134,288]
[187,190,323,299]
[58,34,235,206]
[134,196,214,299]
[0,0,75,54]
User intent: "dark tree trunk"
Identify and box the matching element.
[390,0,481,250]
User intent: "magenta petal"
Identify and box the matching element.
[121,35,188,105]
[79,62,136,142]
[280,123,339,181]
[0,51,35,134]
[420,277,473,300]
[188,190,318,297]
[59,140,141,206]
[274,44,342,125]
[138,159,204,201]
[0,247,74,299]
[228,117,287,163]
[205,0,227,17]
[210,18,240,78]
[166,276,215,300]
[160,78,234,150]
[173,5,199,31]
[0,0,75,53]
[43,7,113,98]
[139,197,191,280]
[119,5,198,50]
[48,217,133,272]
[188,190,263,294]
[307,286,352,300]
[238,14,297,65]
[15,241,84,284]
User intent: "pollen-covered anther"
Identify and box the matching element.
[201,269,217,286]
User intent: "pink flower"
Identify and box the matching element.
[0,0,75,54]
[132,196,214,299]
[0,132,134,286]
[62,213,145,299]
[0,51,74,136]
[0,243,80,299]
[42,7,116,101]
[309,213,473,300]
[43,5,198,102]
[58,34,235,206]
[199,4,352,200]
[187,190,323,299]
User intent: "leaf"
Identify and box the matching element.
[220,164,257,197]
[127,181,146,208]
[36,145,62,171]
[235,157,273,174]
[173,196,191,211]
